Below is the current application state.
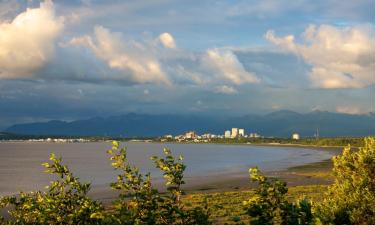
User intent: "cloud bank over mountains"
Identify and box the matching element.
[0,0,374,129]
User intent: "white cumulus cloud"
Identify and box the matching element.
[69,26,170,85]
[0,0,63,79]
[159,32,176,49]
[266,24,375,88]
[202,48,260,85]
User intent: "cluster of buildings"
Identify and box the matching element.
[162,128,262,142]
[163,131,219,142]
[7,138,91,143]
[223,128,261,138]
[161,128,302,142]
[224,128,242,138]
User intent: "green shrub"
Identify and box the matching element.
[105,141,211,225]
[315,137,375,225]
[243,167,314,225]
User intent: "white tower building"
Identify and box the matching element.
[231,128,238,138]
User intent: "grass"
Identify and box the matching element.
[182,185,329,225]
[286,159,334,179]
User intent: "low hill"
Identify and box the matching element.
[4,111,375,137]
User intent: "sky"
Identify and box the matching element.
[1,0,375,129]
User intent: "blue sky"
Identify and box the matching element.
[0,0,375,129]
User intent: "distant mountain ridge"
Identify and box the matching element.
[5,110,375,137]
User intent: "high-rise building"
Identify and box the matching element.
[224,130,231,138]
[231,128,238,138]
[239,129,245,137]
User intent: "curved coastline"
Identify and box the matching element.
[88,144,339,203]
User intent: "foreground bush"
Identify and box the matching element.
[105,141,211,225]
[243,167,313,225]
[316,137,375,224]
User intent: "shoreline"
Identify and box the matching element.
[246,143,343,151]
[1,139,347,151]
[91,142,340,201]
[136,140,347,152]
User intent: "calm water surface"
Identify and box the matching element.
[0,142,335,196]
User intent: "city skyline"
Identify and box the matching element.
[0,0,375,129]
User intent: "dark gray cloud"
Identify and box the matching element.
[234,49,311,88]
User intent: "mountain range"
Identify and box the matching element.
[4,110,375,137]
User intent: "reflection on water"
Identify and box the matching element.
[0,142,335,196]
